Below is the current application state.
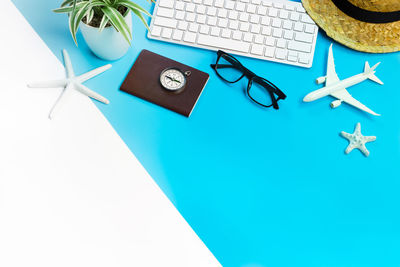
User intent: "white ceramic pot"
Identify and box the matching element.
[80,12,132,61]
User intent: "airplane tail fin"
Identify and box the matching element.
[364,61,384,85]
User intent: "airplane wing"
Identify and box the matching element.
[325,44,340,86]
[330,89,380,116]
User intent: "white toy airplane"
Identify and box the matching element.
[303,44,383,116]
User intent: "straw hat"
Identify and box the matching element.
[301,0,400,53]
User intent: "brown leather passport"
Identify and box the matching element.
[120,50,209,117]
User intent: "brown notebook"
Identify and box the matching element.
[120,50,209,117]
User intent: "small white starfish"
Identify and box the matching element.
[341,123,376,157]
[28,49,111,119]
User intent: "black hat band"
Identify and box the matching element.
[331,0,400,23]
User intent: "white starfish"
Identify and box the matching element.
[341,123,376,157]
[28,49,111,119]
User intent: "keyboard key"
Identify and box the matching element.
[276,39,286,48]
[296,5,306,13]
[299,54,310,64]
[288,40,312,53]
[243,33,253,42]
[232,31,242,40]
[197,5,206,13]
[272,18,282,28]
[175,1,185,10]
[247,4,256,13]
[279,10,289,19]
[268,7,278,17]
[262,1,272,7]
[221,29,231,38]
[197,14,206,23]
[252,0,261,5]
[301,14,315,24]
[186,13,196,21]
[203,0,213,5]
[239,13,249,22]
[282,20,293,30]
[154,17,177,28]
[210,27,220,36]
[250,14,260,24]
[239,22,250,31]
[283,30,293,40]
[228,20,239,30]
[284,3,295,11]
[215,0,224,7]
[183,31,197,42]
[275,48,287,59]
[272,28,282,38]
[288,51,298,62]
[290,12,300,21]
[288,55,297,62]
[262,26,272,36]
[250,24,260,33]
[228,10,238,19]
[157,7,174,18]
[161,28,172,38]
[257,6,267,15]
[199,25,210,34]
[218,9,228,17]
[218,18,228,27]
[236,2,245,11]
[188,23,199,32]
[175,11,185,20]
[207,16,217,25]
[305,24,317,34]
[151,26,162,36]
[251,44,264,55]
[172,29,184,40]
[177,20,188,30]
[197,34,250,53]
[186,3,195,12]
[293,22,304,31]
[158,0,174,8]
[254,35,264,44]
[273,2,283,8]
[207,7,217,16]
[261,17,270,26]
[265,36,276,46]
[265,46,275,57]
[225,0,235,9]
[295,32,313,43]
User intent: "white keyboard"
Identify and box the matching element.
[148,0,318,68]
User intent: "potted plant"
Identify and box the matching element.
[54,0,152,60]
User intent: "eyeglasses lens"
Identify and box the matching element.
[215,54,244,83]
[248,79,274,107]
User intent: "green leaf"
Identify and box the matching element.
[99,14,109,31]
[102,6,132,44]
[86,8,95,24]
[71,2,91,39]
[61,0,75,7]
[130,8,151,32]
[53,2,85,13]
[117,0,151,17]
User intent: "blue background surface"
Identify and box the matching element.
[12,0,400,266]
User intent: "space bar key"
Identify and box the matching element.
[197,35,250,53]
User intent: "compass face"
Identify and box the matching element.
[160,68,186,91]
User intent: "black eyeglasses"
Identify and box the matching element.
[211,50,286,109]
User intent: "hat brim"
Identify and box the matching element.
[302,0,400,53]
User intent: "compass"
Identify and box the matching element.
[159,68,191,92]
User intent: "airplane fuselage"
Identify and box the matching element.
[303,72,371,102]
